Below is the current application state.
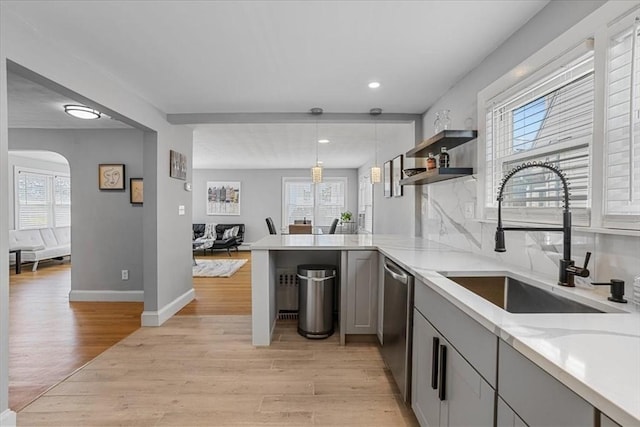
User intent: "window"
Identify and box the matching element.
[485,50,594,225]
[605,16,640,228]
[282,177,347,228]
[15,167,70,230]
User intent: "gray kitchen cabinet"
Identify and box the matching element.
[345,250,378,334]
[498,340,595,426]
[601,413,622,427]
[412,308,494,427]
[497,396,527,427]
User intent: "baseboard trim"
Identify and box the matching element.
[141,288,195,327]
[1,409,17,427]
[68,290,144,302]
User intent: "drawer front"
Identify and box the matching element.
[414,279,497,387]
[498,340,594,426]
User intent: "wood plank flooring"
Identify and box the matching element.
[9,260,143,412]
[178,250,252,316]
[18,316,418,426]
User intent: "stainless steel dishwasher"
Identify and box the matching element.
[381,257,414,403]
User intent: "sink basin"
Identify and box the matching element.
[446,275,604,314]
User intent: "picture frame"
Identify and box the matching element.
[384,161,392,198]
[206,181,241,215]
[169,149,187,180]
[130,178,143,205]
[98,164,125,190]
[392,155,403,197]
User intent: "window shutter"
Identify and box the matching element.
[54,175,71,227]
[17,171,51,230]
[485,51,594,225]
[605,18,640,227]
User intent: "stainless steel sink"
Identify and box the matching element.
[446,275,604,314]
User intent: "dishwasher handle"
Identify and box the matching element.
[383,260,409,285]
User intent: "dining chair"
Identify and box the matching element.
[329,218,339,234]
[265,217,277,235]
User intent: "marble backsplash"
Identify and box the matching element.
[420,177,640,305]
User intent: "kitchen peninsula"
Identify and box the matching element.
[250,234,640,426]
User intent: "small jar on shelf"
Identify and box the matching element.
[426,153,437,170]
[439,147,450,168]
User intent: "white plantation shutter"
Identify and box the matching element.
[485,51,594,225]
[54,175,71,227]
[605,17,640,228]
[282,177,347,228]
[17,171,51,229]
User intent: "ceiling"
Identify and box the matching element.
[4,0,550,168]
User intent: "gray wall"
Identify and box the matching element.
[9,128,145,293]
[358,120,417,236]
[192,168,358,243]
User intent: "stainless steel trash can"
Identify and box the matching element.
[297,264,336,339]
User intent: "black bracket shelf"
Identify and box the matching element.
[406,130,478,158]
[399,167,474,186]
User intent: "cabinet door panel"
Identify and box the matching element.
[497,396,527,427]
[346,251,378,334]
[499,340,594,426]
[377,252,385,344]
[440,337,495,427]
[412,309,441,427]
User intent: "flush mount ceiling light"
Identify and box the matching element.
[310,107,324,183]
[318,139,330,144]
[368,81,381,89]
[370,108,382,184]
[64,104,101,120]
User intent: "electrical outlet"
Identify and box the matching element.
[121,270,129,280]
[464,202,475,219]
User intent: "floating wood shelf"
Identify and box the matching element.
[399,167,473,185]
[406,130,478,158]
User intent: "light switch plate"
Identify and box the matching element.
[178,205,185,216]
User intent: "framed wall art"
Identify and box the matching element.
[392,155,403,197]
[130,178,143,204]
[206,181,241,215]
[169,149,187,180]
[98,164,125,190]
[384,161,392,198]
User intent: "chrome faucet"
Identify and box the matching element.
[494,161,590,287]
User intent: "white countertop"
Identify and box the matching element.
[251,234,640,425]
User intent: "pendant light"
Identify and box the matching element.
[370,108,382,183]
[310,107,323,183]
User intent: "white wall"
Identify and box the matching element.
[192,168,358,242]
[417,1,640,299]
[9,129,145,297]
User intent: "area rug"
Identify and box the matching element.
[193,259,247,277]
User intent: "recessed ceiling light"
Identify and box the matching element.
[64,104,101,120]
[318,139,330,144]
[368,82,381,89]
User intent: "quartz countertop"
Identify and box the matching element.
[251,234,640,425]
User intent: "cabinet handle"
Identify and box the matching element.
[438,344,447,401]
[431,337,439,390]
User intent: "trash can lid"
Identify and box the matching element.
[297,264,336,276]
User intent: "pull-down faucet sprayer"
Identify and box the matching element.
[495,161,590,287]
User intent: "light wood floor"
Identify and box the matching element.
[9,251,253,412]
[9,260,143,412]
[10,252,417,426]
[18,315,418,426]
